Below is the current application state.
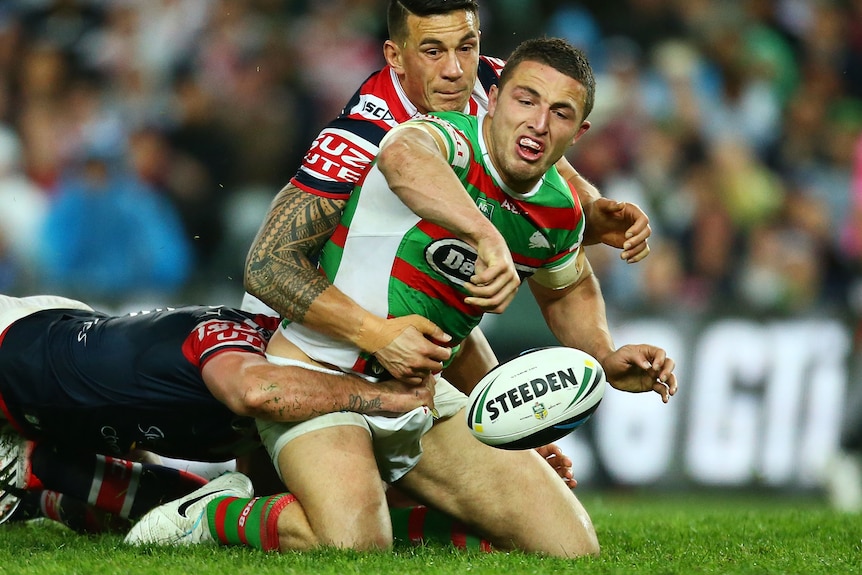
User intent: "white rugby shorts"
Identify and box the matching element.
[257,355,467,483]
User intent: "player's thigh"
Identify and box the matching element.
[396,410,599,557]
[271,418,391,549]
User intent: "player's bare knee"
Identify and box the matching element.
[313,500,393,550]
[318,526,392,551]
[561,524,600,558]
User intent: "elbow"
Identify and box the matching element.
[227,385,271,418]
[376,140,404,175]
[378,133,423,176]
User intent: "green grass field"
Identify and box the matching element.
[1,490,859,575]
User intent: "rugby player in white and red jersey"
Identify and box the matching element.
[243,0,652,403]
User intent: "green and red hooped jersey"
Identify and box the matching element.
[280,111,584,378]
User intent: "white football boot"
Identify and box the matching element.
[124,471,254,546]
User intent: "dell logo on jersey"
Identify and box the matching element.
[425,239,477,286]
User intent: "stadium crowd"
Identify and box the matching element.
[0,0,859,320]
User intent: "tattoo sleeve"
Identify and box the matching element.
[244,184,346,323]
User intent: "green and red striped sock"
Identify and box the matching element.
[205,493,296,551]
[390,506,493,552]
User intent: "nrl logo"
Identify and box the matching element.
[532,402,548,420]
[477,198,494,219]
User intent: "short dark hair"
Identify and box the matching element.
[387,0,480,44]
[499,37,596,121]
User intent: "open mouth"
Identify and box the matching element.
[517,136,544,161]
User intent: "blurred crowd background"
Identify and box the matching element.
[0,0,860,329]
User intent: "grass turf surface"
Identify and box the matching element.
[1,490,859,575]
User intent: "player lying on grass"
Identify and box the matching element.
[0,294,566,549]
[128,37,677,558]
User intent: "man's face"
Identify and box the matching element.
[485,61,590,194]
[385,10,480,114]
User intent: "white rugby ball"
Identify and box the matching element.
[466,346,606,450]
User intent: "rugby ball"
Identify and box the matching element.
[466,347,606,450]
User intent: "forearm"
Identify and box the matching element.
[244,184,383,346]
[379,129,498,245]
[206,354,425,421]
[557,156,600,205]
[241,364,416,420]
[556,157,603,245]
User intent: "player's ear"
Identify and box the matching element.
[487,85,499,116]
[384,40,404,73]
[570,121,591,146]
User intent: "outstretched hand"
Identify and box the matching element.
[601,344,677,402]
[582,198,651,263]
[359,315,453,385]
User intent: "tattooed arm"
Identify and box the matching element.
[202,349,435,421]
[245,184,347,328]
[244,184,452,383]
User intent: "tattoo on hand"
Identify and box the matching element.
[348,394,383,413]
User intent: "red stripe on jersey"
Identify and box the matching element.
[564,180,584,223]
[512,251,550,270]
[523,202,582,233]
[465,162,582,232]
[408,505,428,544]
[391,256,482,319]
[535,247,576,267]
[464,161,501,202]
[416,213,568,270]
[330,222,349,249]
